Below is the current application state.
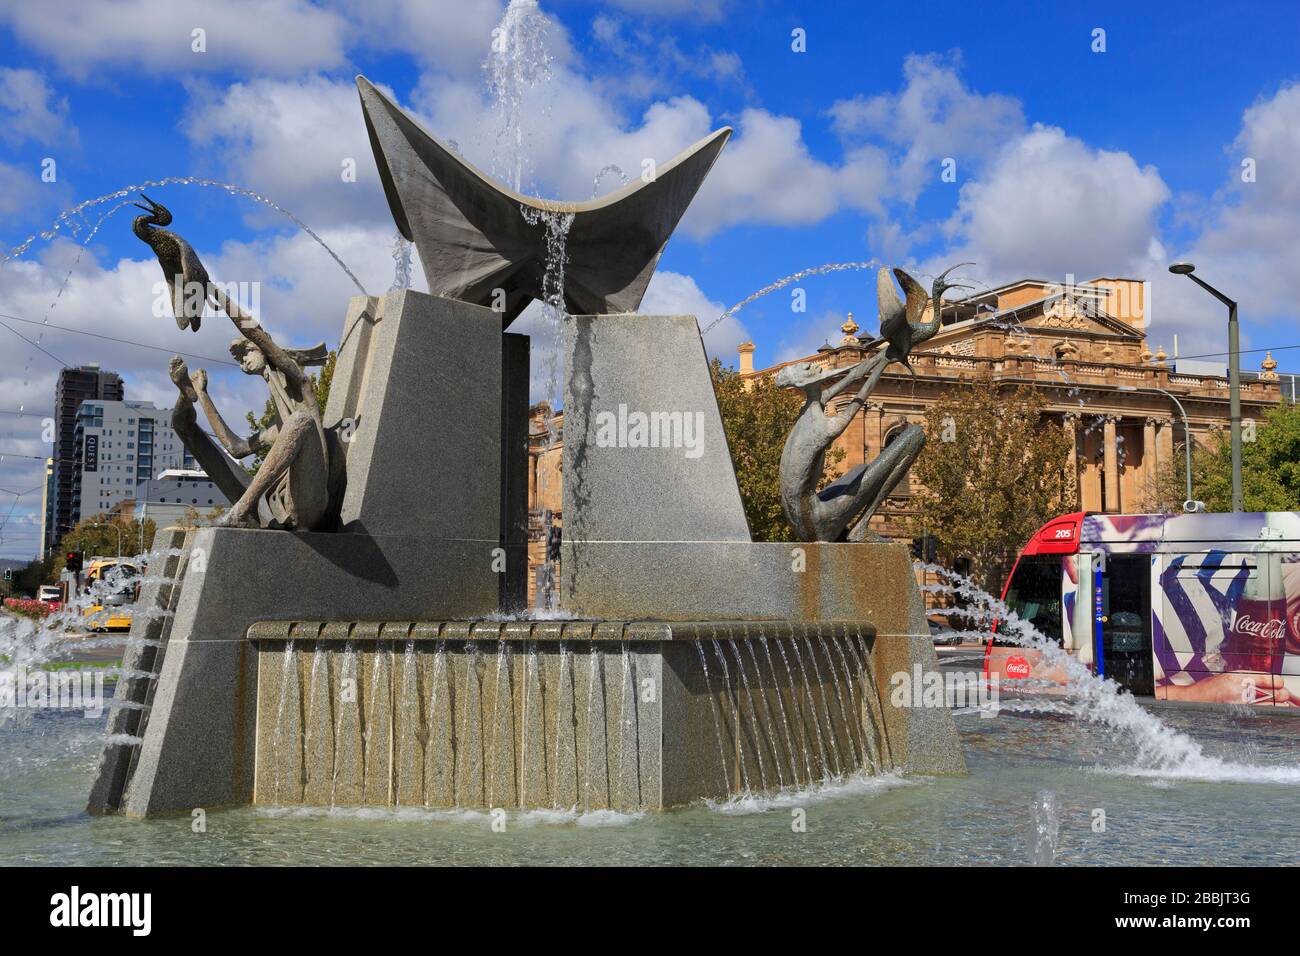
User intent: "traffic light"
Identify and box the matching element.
[65,550,83,573]
[2,568,10,582]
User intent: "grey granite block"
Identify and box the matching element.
[562,314,750,551]
[324,290,502,541]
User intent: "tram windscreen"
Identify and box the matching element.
[1002,554,1064,645]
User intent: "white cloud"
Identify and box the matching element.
[938,124,1170,285]
[684,109,849,238]
[181,75,384,229]
[601,0,730,20]
[332,0,505,78]
[171,3,895,246]
[0,67,77,147]
[829,53,1024,202]
[0,0,350,79]
[1155,82,1300,358]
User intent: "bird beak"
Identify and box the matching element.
[933,262,977,299]
[936,262,975,283]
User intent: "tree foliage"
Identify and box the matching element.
[1150,401,1300,513]
[6,556,54,597]
[50,513,157,580]
[710,358,843,542]
[907,378,1073,590]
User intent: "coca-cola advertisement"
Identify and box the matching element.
[1154,513,1300,707]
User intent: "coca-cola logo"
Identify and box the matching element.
[1232,613,1285,641]
[1005,656,1031,679]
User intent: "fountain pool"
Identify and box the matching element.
[2,699,1297,865]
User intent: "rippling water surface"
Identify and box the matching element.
[3,697,1297,866]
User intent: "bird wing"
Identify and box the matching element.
[894,268,929,326]
[876,267,906,339]
[174,236,210,331]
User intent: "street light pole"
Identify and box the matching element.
[1154,387,1194,506]
[1169,263,1243,511]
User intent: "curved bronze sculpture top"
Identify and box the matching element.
[357,76,731,323]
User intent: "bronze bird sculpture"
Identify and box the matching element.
[859,263,973,374]
[132,194,210,332]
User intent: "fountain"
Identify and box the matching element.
[83,73,964,819]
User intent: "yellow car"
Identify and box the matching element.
[82,559,140,632]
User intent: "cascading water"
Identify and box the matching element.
[484,0,555,195]
[709,635,751,791]
[388,231,413,292]
[1030,788,1060,865]
[519,205,575,609]
[703,260,882,335]
[920,562,1300,784]
[270,639,299,803]
[0,543,185,729]
[591,164,629,198]
[727,638,769,790]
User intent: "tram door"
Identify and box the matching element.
[1095,554,1154,695]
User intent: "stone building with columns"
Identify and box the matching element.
[525,275,1283,601]
[737,275,1282,539]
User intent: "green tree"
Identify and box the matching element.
[710,358,844,541]
[1173,402,1300,512]
[244,349,336,474]
[51,513,157,580]
[907,378,1073,590]
[7,556,53,597]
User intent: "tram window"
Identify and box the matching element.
[1003,555,1063,645]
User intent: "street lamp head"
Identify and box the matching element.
[1169,262,1196,275]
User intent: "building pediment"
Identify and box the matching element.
[931,290,1144,345]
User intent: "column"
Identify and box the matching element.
[1064,413,1080,509]
[1143,416,1158,498]
[1103,415,1120,513]
[1157,416,1175,468]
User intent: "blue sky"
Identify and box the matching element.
[0,0,1298,558]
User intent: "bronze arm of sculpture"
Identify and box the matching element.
[167,356,251,506]
[178,365,271,462]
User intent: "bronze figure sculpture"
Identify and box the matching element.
[135,197,332,531]
[777,265,970,542]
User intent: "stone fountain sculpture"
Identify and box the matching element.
[88,76,963,820]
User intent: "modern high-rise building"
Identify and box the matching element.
[50,364,124,552]
[38,457,54,559]
[68,399,195,530]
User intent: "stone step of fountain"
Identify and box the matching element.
[246,619,879,644]
[86,528,193,816]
